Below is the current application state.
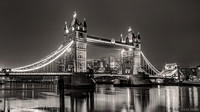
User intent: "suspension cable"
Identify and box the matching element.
[140,51,160,74]
[12,41,73,72]
[12,44,65,70]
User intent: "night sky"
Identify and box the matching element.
[0,0,199,69]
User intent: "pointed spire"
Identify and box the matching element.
[73,11,77,18]
[71,11,78,27]
[75,18,79,25]
[64,21,67,30]
[128,26,132,32]
[83,18,87,28]
[79,22,82,26]
[126,36,129,44]
[120,34,124,43]
[64,21,69,33]
[127,26,134,43]
[137,32,140,39]
[83,18,87,32]
[120,34,123,38]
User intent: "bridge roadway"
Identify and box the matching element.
[0,73,132,77]
[0,72,72,76]
[0,72,170,79]
[94,74,174,79]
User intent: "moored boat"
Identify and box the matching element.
[113,72,152,86]
[182,80,200,86]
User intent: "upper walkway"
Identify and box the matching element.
[87,35,135,49]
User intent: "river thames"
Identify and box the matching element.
[0,83,200,112]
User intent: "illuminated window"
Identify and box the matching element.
[72,27,75,31]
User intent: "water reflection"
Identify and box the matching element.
[70,89,94,112]
[0,83,200,112]
[95,85,200,112]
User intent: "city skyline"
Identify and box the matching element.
[0,0,200,69]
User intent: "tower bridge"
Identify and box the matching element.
[0,12,179,85]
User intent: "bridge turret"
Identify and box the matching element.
[64,21,69,34]
[120,26,142,75]
[68,12,87,33]
[83,18,87,32]
[120,34,125,43]
[127,26,135,44]
[137,32,141,40]
[69,11,82,32]
[64,11,87,73]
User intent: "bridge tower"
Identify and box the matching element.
[64,12,87,73]
[120,27,141,75]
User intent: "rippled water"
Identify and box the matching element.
[0,83,200,112]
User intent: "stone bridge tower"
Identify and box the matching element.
[64,12,87,73]
[120,27,141,75]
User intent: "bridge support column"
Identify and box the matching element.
[121,49,134,75]
[129,72,152,86]
[70,73,95,89]
[120,48,141,75]
[133,49,141,74]
[58,77,65,112]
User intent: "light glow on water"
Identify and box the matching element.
[0,83,200,112]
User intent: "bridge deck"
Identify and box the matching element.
[0,73,169,79]
[0,72,72,76]
[94,74,174,79]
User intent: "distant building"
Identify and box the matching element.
[86,56,120,74]
[180,68,190,79]
[190,67,197,76]
[94,59,103,68]
[87,59,94,69]
[93,59,104,73]
[109,56,118,69]
[197,65,200,78]
[181,67,198,79]
[101,57,109,69]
